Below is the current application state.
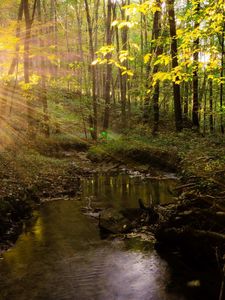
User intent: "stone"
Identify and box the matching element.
[99,208,131,234]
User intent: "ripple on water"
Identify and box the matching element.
[45,246,181,300]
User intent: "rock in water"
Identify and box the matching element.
[99,208,131,234]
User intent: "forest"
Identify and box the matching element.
[0,0,225,300]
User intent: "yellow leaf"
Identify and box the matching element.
[144,54,151,64]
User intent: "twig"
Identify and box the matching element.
[174,182,196,191]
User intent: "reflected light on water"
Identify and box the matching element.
[33,217,43,242]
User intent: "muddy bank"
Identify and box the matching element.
[33,135,89,158]
[0,148,83,253]
[0,187,38,254]
[88,144,180,173]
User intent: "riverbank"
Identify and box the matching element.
[0,134,91,252]
[88,131,225,274]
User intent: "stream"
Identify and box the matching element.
[0,172,216,300]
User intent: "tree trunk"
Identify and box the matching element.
[152,0,162,135]
[192,1,200,129]
[84,0,98,140]
[184,81,189,119]
[120,0,129,129]
[103,0,113,131]
[37,0,50,137]
[8,0,24,76]
[209,78,214,133]
[23,0,33,136]
[220,22,225,134]
[167,0,183,131]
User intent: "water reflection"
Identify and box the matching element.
[81,173,177,209]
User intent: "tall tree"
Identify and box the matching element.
[120,0,129,128]
[8,0,24,76]
[209,77,214,133]
[103,0,113,131]
[167,0,183,131]
[23,0,37,136]
[84,0,98,140]
[192,0,200,129]
[37,0,50,137]
[219,21,225,134]
[152,0,163,134]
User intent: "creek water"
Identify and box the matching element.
[0,173,216,300]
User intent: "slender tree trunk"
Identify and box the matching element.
[140,0,144,98]
[119,0,129,129]
[54,0,58,76]
[192,1,200,129]
[142,71,151,123]
[103,0,113,131]
[24,0,31,84]
[198,72,207,125]
[220,22,225,134]
[183,0,190,121]
[142,6,153,124]
[84,0,98,140]
[167,0,183,131]
[9,0,24,76]
[37,0,50,137]
[209,78,214,133]
[74,2,88,137]
[203,81,207,136]
[75,2,84,89]
[94,0,101,98]
[152,0,162,135]
[114,3,123,123]
[184,81,189,119]
[23,0,33,135]
[48,0,58,77]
